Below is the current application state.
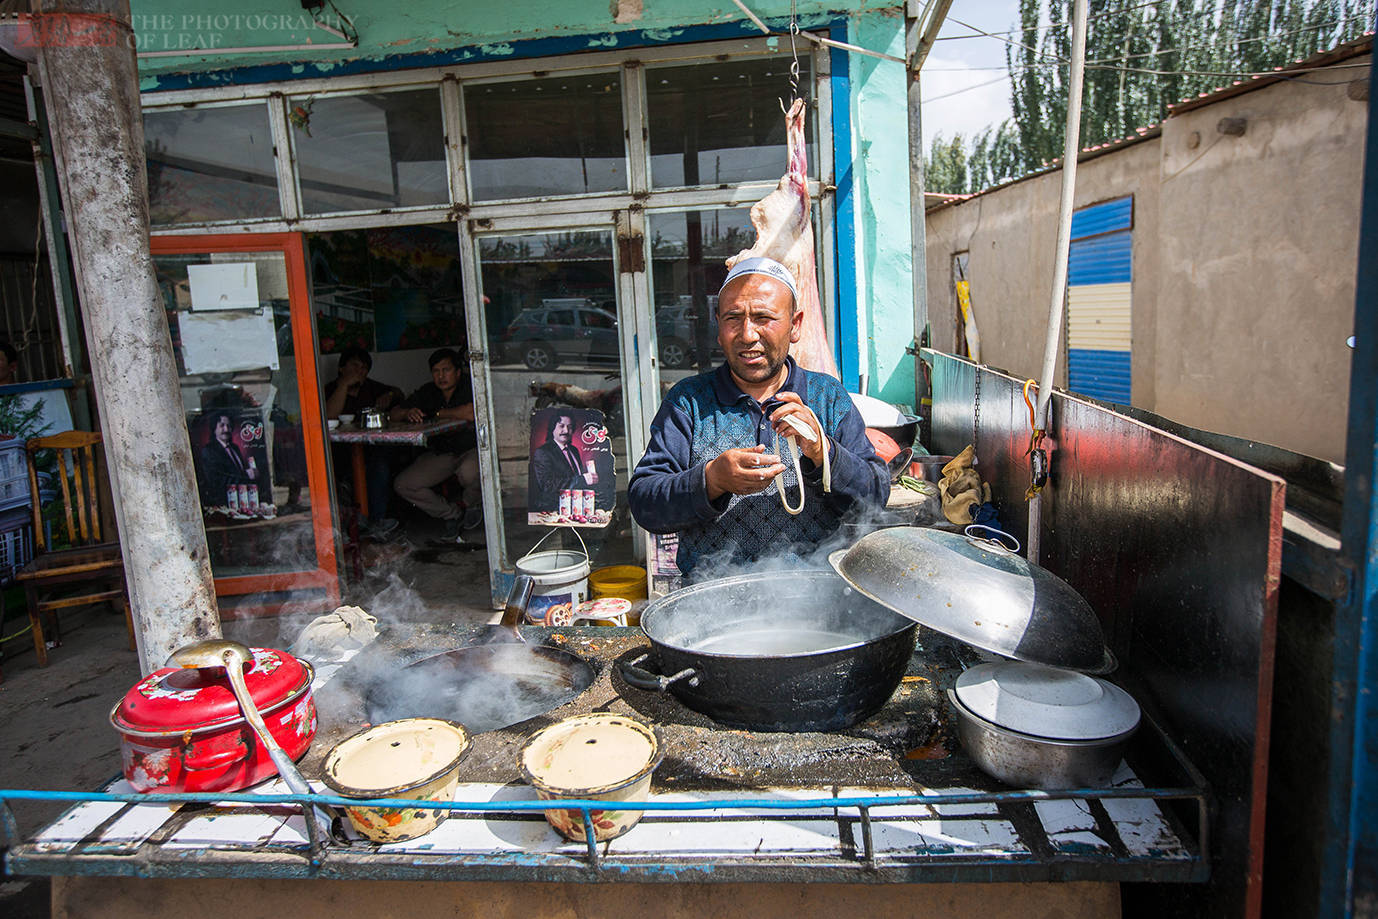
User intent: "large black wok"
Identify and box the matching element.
[367,644,595,733]
[619,569,916,732]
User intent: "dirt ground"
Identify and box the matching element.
[0,534,498,919]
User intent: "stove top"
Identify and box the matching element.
[310,624,978,791]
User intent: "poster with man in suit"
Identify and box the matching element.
[528,407,614,527]
[193,408,273,516]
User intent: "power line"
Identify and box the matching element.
[935,0,1172,42]
[945,9,1372,71]
[947,16,1068,65]
[922,74,1011,104]
[1083,13,1374,65]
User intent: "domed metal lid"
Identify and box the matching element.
[111,647,311,734]
[954,661,1140,740]
[829,526,1113,673]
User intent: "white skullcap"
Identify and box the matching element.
[719,257,799,307]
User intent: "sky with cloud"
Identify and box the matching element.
[920,0,1023,143]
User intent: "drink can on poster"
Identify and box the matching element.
[226,487,239,512]
[238,485,251,508]
[247,485,259,510]
[582,490,595,514]
[559,490,572,518]
[571,489,585,521]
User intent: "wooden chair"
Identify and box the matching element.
[15,432,134,666]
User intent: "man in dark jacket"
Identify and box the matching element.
[325,347,403,535]
[392,348,481,540]
[628,258,887,577]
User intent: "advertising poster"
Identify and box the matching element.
[191,407,275,519]
[527,407,615,528]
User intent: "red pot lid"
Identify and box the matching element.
[112,647,309,733]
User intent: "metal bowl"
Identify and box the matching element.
[829,527,1114,673]
[949,690,1135,789]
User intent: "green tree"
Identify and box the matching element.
[926,133,970,194]
[936,0,1375,191]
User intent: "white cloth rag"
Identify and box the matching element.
[290,605,379,665]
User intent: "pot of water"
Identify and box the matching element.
[618,569,916,732]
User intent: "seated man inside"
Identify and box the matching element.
[325,347,403,537]
[391,347,482,543]
[628,257,888,578]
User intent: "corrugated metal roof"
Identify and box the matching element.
[1166,33,1373,116]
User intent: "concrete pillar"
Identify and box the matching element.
[34,0,220,673]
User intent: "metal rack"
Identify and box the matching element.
[3,714,1209,885]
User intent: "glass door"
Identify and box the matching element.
[470,224,644,604]
[149,233,339,615]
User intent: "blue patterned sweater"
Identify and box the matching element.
[628,358,889,576]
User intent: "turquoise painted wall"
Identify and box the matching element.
[846,9,913,410]
[131,1,895,81]
[131,0,916,408]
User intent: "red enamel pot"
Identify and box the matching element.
[109,647,317,793]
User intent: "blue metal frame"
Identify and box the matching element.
[1322,46,1378,919]
[1,770,1209,882]
[828,23,860,392]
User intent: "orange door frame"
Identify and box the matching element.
[149,231,340,615]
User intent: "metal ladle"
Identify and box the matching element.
[168,640,331,825]
[488,574,534,644]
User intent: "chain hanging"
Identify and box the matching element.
[788,0,801,101]
[972,362,981,451]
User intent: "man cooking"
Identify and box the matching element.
[629,257,888,577]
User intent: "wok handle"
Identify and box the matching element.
[619,653,699,692]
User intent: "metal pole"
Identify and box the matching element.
[1320,37,1378,919]
[1027,0,1089,565]
[35,0,220,673]
[906,0,952,430]
[906,2,929,423]
[23,77,92,429]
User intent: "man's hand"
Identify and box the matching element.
[768,392,826,465]
[400,406,425,423]
[705,445,785,499]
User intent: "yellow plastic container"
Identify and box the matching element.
[589,565,648,603]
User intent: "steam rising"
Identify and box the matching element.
[366,644,594,733]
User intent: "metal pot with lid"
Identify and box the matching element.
[828,524,1113,673]
[360,407,386,429]
[948,661,1141,788]
[829,525,1139,787]
[110,646,317,793]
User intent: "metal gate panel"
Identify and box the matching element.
[1067,226,1132,404]
[928,351,1283,919]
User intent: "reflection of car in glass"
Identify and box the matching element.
[500,299,619,370]
[656,296,720,369]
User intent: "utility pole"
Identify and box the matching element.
[34,0,220,673]
[906,0,952,428]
